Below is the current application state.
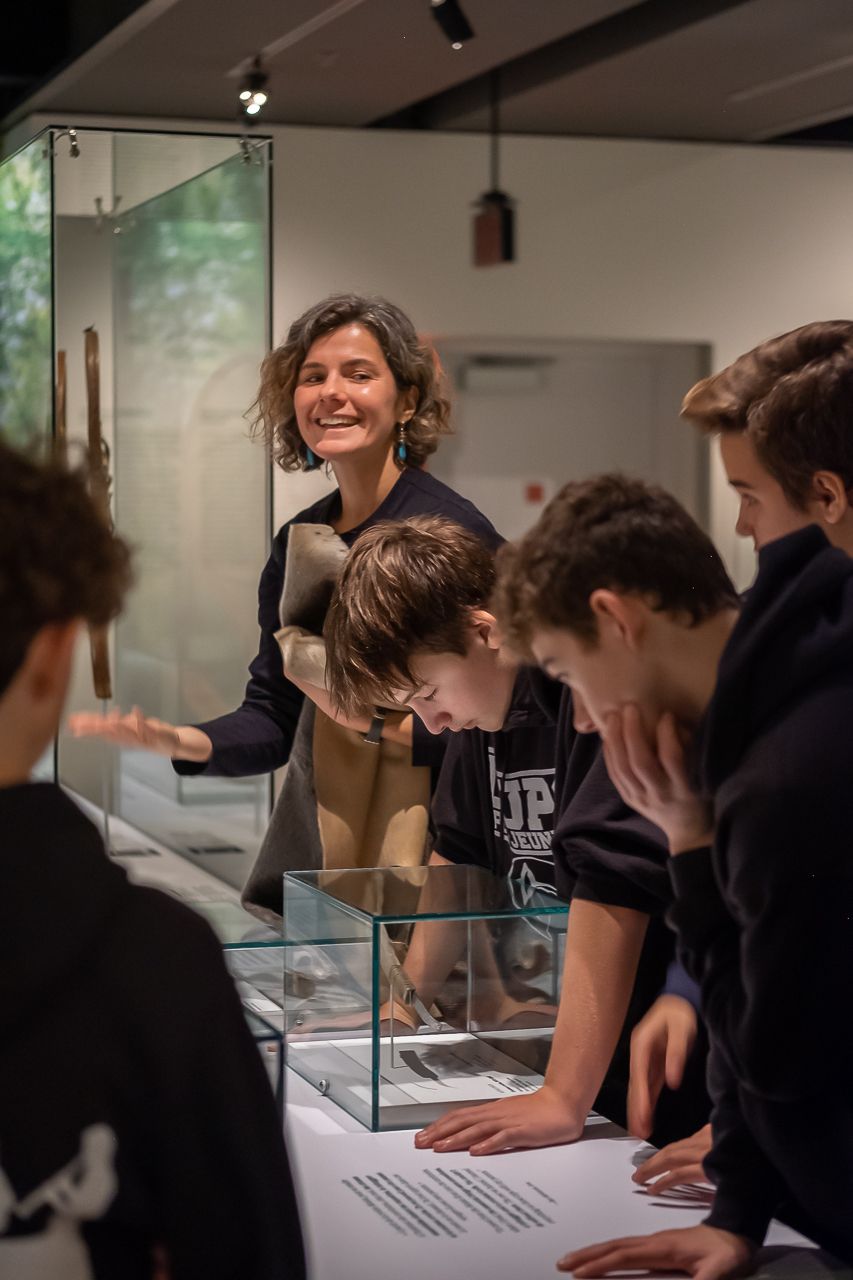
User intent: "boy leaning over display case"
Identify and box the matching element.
[0,442,305,1280]
[324,515,710,1151]
[497,473,853,1276]
[625,317,853,1196]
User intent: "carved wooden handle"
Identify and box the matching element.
[84,327,113,701]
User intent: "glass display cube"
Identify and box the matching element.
[282,865,569,1131]
[192,898,285,1030]
[243,1008,284,1116]
[186,898,285,1114]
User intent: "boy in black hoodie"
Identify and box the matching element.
[0,443,305,1280]
[628,317,853,1192]
[498,472,853,1275]
[325,516,707,1154]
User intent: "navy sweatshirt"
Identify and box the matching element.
[670,526,853,1260]
[174,468,501,779]
[0,784,305,1279]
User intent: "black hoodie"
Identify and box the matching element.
[0,783,305,1279]
[669,526,853,1260]
[432,667,561,896]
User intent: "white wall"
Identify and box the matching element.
[430,336,709,539]
[17,111,853,584]
[268,127,853,586]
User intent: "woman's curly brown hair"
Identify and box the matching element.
[249,294,452,471]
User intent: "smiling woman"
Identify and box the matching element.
[70,293,502,918]
[251,293,451,480]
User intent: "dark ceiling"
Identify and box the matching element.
[5,0,853,147]
[0,0,149,120]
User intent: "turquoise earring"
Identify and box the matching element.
[396,422,408,463]
[305,447,317,468]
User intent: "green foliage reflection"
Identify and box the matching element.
[0,139,52,446]
[115,154,266,372]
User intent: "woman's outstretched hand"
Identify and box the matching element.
[68,706,213,763]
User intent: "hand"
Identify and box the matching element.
[628,995,699,1138]
[558,1224,755,1279]
[602,705,712,854]
[67,706,212,763]
[414,1083,585,1156]
[378,1000,418,1032]
[632,1124,713,1196]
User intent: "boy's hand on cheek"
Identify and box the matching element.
[602,705,712,855]
[414,1085,585,1155]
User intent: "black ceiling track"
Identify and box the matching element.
[371,0,753,131]
[773,114,853,147]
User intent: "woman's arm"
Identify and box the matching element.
[285,669,413,747]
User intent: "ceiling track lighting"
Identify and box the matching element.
[239,56,269,119]
[429,0,474,50]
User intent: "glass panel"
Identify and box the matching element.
[52,129,271,887]
[0,134,52,447]
[110,144,271,883]
[288,863,566,920]
[53,129,122,809]
[283,866,568,1130]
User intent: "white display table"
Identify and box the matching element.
[91,801,848,1280]
[284,1072,843,1280]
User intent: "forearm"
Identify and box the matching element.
[176,691,304,777]
[172,725,213,763]
[288,672,413,747]
[544,899,649,1116]
[399,852,467,1012]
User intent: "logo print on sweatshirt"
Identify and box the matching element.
[488,747,556,898]
[0,1124,118,1278]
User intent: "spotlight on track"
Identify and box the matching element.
[429,0,474,50]
[239,56,269,118]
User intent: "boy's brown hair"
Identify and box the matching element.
[493,473,737,656]
[681,320,853,508]
[0,441,133,697]
[325,516,495,716]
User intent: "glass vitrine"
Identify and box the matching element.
[283,864,569,1131]
[0,126,272,883]
[172,895,285,1111]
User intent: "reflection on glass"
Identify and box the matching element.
[111,145,271,884]
[0,137,52,447]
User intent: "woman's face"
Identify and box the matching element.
[293,323,416,467]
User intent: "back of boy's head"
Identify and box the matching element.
[325,515,495,716]
[0,442,132,698]
[493,473,738,658]
[681,320,853,508]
